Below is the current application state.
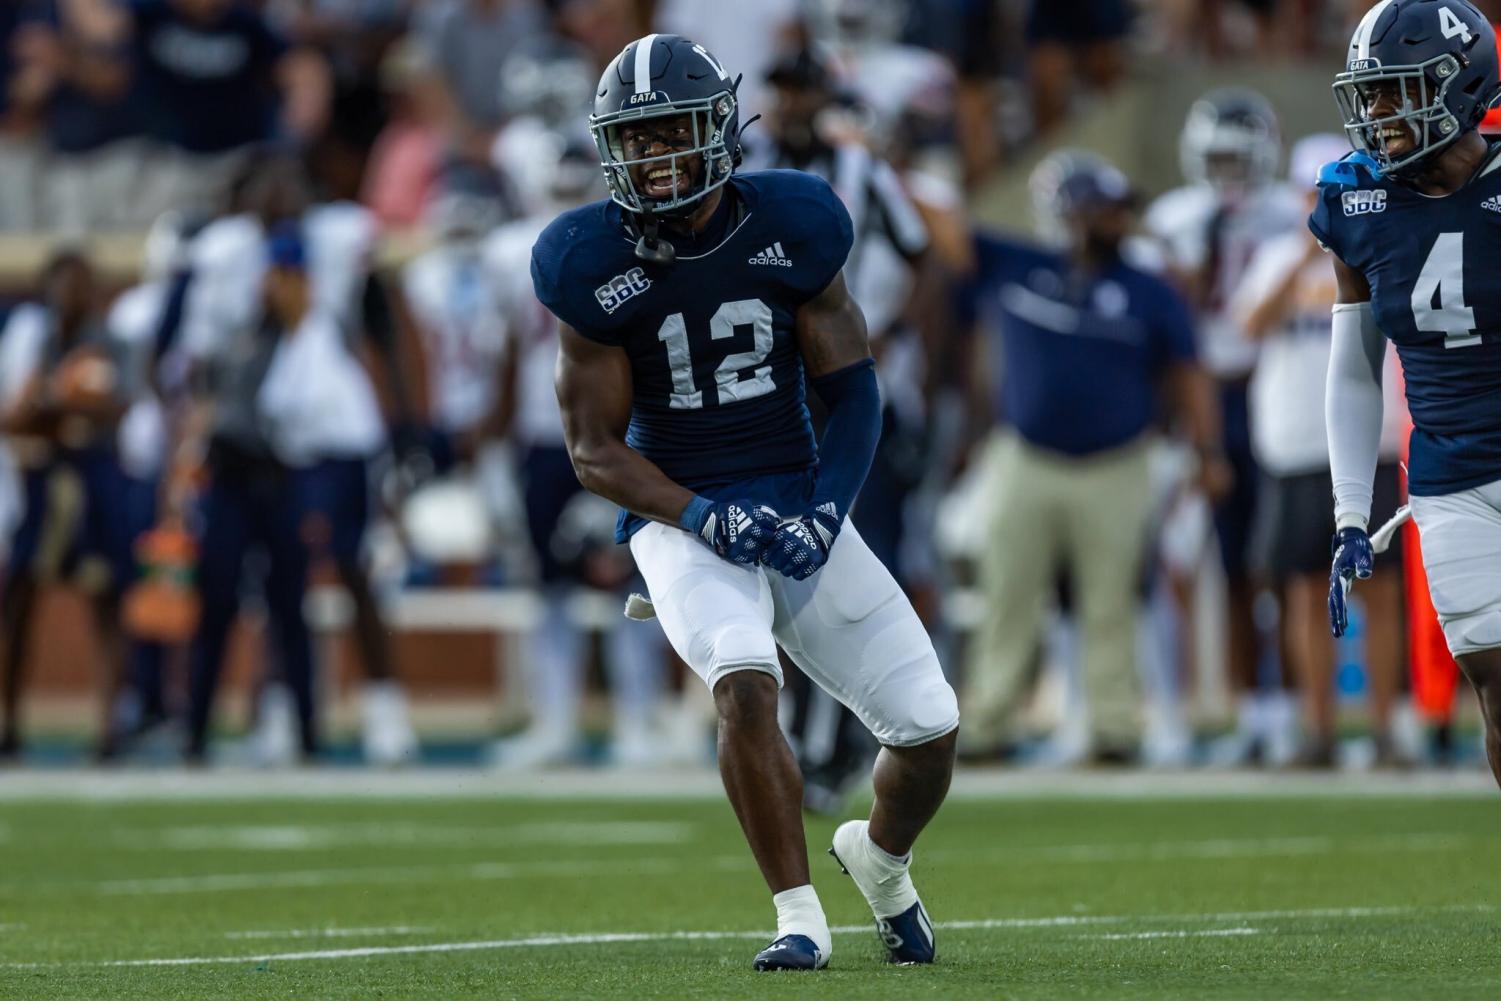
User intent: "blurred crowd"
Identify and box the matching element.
[0,1,1484,796]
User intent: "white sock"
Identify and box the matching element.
[859,831,918,917]
[772,884,831,958]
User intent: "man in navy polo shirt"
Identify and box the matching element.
[125,0,329,215]
[961,152,1224,762]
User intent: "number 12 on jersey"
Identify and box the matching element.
[1412,232,1481,350]
[657,298,777,409]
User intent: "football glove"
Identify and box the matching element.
[681,497,780,566]
[761,505,841,581]
[1328,525,1374,638]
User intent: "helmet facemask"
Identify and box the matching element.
[590,92,738,217]
[1333,53,1469,176]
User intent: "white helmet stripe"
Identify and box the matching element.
[633,33,659,94]
[1354,0,1397,60]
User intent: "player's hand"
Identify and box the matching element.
[760,508,841,581]
[683,497,780,566]
[1328,526,1374,638]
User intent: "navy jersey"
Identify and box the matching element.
[1310,147,1501,496]
[531,170,854,538]
[967,233,1197,457]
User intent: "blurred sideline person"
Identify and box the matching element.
[485,127,669,768]
[961,154,1225,763]
[757,47,932,810]
[0,251,135,760]
[1145,89,1305,765]
[177,153,415,763]
[1234,134,1409,768]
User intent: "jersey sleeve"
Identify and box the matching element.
[529,213,622,346]
[1151,277,1198,366]
[776,172,855,302]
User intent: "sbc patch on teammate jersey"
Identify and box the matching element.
[1341,190,1386,216]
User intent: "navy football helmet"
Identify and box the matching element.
[1029,148,1134,245]
[1179,88,1281,193]
[1333,0,1501,176]
[589,34,744,217]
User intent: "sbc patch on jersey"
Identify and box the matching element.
[1342,190,1387,216]
[595,267,652,314]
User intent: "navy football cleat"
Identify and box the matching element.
[874,900,937,965]
[752,934,826,971]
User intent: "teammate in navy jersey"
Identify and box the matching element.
[531,35,958,971]
[1314,0,1501,788]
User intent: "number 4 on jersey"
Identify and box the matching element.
[1412,232,1481,349]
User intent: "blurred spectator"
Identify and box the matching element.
[959,153,1224,763]
[1025,0,1131,136]
[412,0,546,164]
[1233,133,1409,767]
[0,250,137,759]
[0,5,49,231]
[267,0,408,201]
[124,0,331,217]
[10,1,147,233]
[361,38,443,227]
[757,45,933,808]
[1144,89,1305,767]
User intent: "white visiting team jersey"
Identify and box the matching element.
[1232,229,1407,476]
[1145,181,1305,379]
[484,215,565,449]
[401,243,507,435]
[258,309,385,466]
[181,202,378,362]
[106,281,170,481]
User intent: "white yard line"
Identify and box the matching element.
[1087,927,1263,941]
[225,926,434,941]
[115,820,696,853]
[7,904,1491,969]
[0,767,1491,801]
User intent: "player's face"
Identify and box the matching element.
[1358,77,1425,158]
[618,113,704,201]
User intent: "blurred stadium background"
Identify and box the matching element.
[0,0,1495,782]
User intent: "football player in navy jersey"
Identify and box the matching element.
[531,35,959,971]
[1315,0,1501,788]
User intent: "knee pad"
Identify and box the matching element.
[701,620,781,691]
[858,649,959,747]
[1440,607,1501,657]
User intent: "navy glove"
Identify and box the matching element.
[761,505,841,581]
[1328,525,1374,638]
[680,496,780,566]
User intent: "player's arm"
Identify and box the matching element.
[764,273,881,580]
[1324,255,1384,637]
[555,322,695,526]
[1325,257,1383,531]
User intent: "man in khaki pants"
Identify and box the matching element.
[961,152,1224,761]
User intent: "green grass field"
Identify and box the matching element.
[1,777,1499,999]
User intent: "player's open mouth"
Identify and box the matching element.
[644,167,690,198]
[1377,126,1413,150]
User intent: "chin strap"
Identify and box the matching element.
[633,213,676,265]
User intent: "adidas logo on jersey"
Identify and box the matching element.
[1483,196,1501,213]
[749,242,793,267]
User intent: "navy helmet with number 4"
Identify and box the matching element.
[1334,0,1501,176]
[589,34,745,217]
